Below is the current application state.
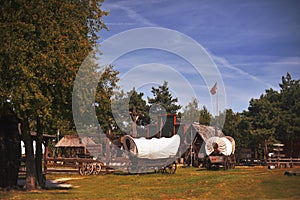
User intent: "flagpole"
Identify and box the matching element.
[216,91,219,117]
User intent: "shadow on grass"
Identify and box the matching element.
[16,178,75,191]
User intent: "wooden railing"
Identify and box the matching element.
[45,157,103,174]
[267,158,300,168]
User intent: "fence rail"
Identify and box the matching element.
[45,157,116,174]
[267,158,300,168]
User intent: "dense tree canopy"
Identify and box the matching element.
[0,0,109,190]
[224,73,300,159]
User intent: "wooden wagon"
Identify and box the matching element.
[203,136,236,170]
[123,134,180,174]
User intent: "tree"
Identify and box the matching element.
[128,88,150,125]
[128,89,150,136]
[236,113,253,149]
[210,110,226,129]
[111,88,149,136]
[241,73,300,159]
[232,73,300,159]
[95,65,120,133]
[222,109,240,136]
[147,81,181,115]
[181,98,200,124]
[0,104,21,188]
[199,106,212,126]
[0,0,108,190]
[276,73,300,155]
[247,95,278,159]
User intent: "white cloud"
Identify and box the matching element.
[104,1,157,27]
[212,55,275,89]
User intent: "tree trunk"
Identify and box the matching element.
[36,116,44,188]
[0,114,21,189]
[22,118,39,190]
[263,139,268,161]
[132,121,137,137]
[131,106,138,137]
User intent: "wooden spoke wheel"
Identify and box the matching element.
[223,157,230,170]
[93,163,102,175]
[79,163,93,176]
[163,163,177,174]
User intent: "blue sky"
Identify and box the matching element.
[98,0,300,113]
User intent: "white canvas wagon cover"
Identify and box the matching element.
[124,134,180,159]
[205,136,235,156]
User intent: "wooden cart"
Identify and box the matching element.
[203,136,236,170]
[204,154,236,170]
[123,135,180,174]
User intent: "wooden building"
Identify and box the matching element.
[55,135,102,158]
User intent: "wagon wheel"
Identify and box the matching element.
[79,163,93,176]
[231,163,235,169]
[204,157,212,170]
[163,163,177,174]
[228,157,234,169]
[93,163,102,175]
[231,155,236,169]
[223,157,229,170]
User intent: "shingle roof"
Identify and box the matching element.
[189,123,225,141]
[55,135,95,148]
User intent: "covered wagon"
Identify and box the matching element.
[124,134,180,174]
[183,123,236,169]
[203,136,236,170]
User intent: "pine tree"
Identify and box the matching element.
[147,81,181,115]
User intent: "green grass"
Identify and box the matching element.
[1,167,300,199]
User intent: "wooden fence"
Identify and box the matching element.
[267,158,300,168]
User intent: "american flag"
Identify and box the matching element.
[210,82,217,95]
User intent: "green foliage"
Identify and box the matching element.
[181,99,212,126]
[128,88,150,126]
[199,106,212,125]
[111,88,149,134]
[94,65,120,133]
[222,109,241,138]
[147,81,181,115]
[181,98,200,124]
[0,0,109,189]
[242,73,300,158]
[206,73,299,159]
[277,73,300,141]
[0,0,109,134]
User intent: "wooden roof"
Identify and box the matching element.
[55,135,95,148]
[188,123,225,141]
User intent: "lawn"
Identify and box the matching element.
[1,166,300,199]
